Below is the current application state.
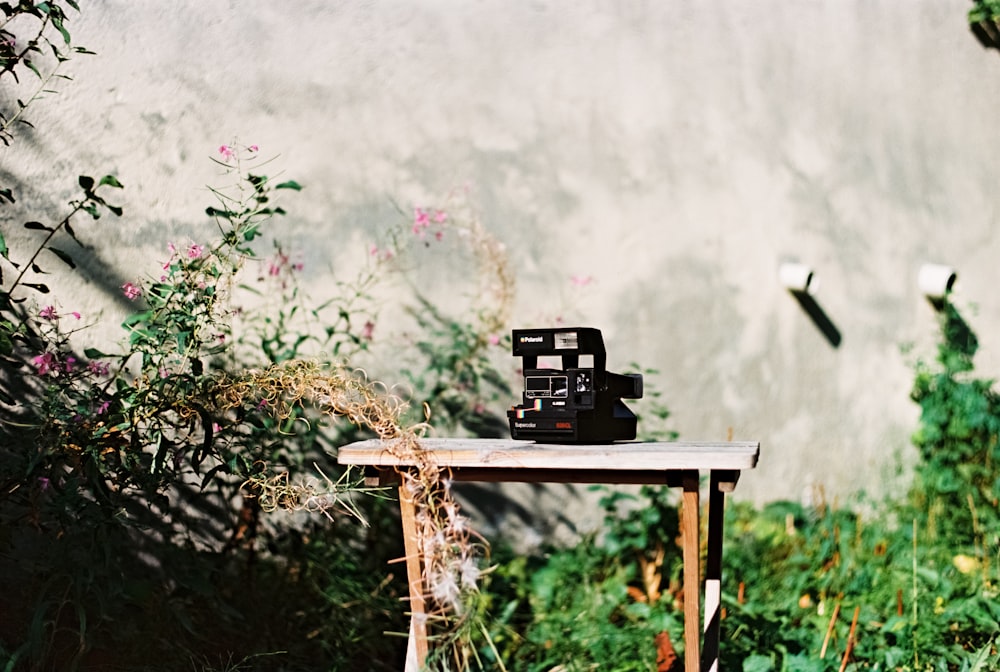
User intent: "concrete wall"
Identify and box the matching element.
[4,0,1000,506]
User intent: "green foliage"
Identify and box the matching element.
[401,295,512,438]
[0,144,413,670]
[485,538,682,671]
[969,0,1000,24]
[474,296,1000,671]
[0,1,92,147]
[909,300,1000,550]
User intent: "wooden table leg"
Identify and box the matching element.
[399,480,428,671]
[681,471,701,672]
[702,471,725,672]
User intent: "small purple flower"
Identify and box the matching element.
[122,282,141,300]
[38,477,50,492]
[62,356,76,373]
[187,243,204,259]
[39,305,58,320]
[88,360,110,377]
[218,145,235,161]
[33,352,56,375]
[96,400,110,415]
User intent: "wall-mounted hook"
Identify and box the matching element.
[779,261,841,348]
[918,263,956,311]
[779,261,816,294]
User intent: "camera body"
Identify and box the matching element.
[507,327,643,443]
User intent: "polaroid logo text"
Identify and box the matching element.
[519,335,545,343]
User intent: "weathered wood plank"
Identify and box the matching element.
[338,438,759,472]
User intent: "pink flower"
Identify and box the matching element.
[488,334,501,346]
[39,305,58,320]
[187,243,204,259]
[412,207,431,235]
[96,400,110,415]
[248,144,259,153]
[268,251,289,276]
[70,311,81,320]
[218,145,235,161]
[33,352,56,375]
[369,244,380,257]
[88,361,110,376]
[570,275,593,287]
[122,282,141,300]
[362,320,375,341]
[434,230,444,241]
[62,356,76,373]
[433,209,448,224]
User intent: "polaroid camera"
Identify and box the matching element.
[507,327,643,443]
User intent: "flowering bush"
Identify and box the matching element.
[0,133,515,670]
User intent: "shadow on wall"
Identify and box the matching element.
[778,261,842,348]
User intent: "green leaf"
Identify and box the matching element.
[99,175,123,188]
[47,246,75,268]
[22,282,49,293]
[23,221,52,231]
[205,206,234,220]
[50,15,71,44]
[83,347,109,358]
[78,175,94,191]
[122,310,152,327]
[274,180,303,191]
[742,654,773,672]
[0,230,7,259]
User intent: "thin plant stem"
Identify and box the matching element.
[839,605,860,672]
[820,601,840,659]
[912,517,919,669]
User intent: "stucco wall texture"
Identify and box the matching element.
[4,1,1000,506]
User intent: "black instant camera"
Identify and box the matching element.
[506,327,643,443]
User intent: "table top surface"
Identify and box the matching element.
[337,437,759,472]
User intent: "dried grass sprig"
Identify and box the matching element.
[214,358,490,665]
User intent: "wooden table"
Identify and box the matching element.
[338,438,760,672]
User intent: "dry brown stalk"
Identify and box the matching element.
[838,605,861,672]
[820,601,841,659]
